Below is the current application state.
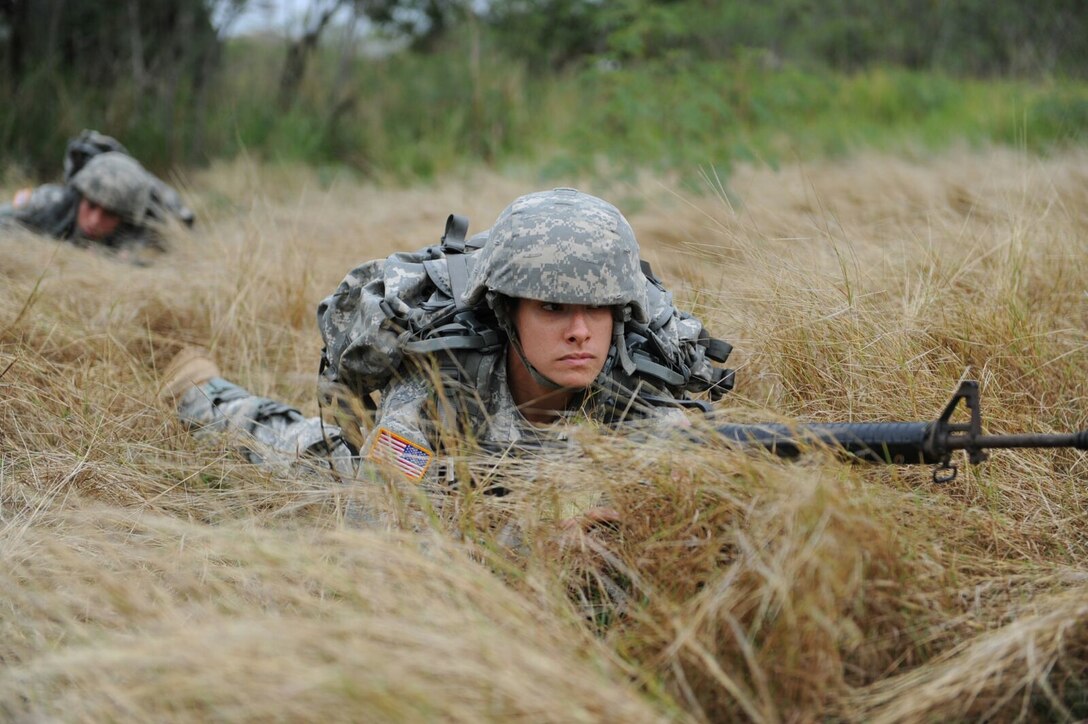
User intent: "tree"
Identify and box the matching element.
[0,0,224,172]
[277,0,350,110]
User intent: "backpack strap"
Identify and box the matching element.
[699,327,733,363]
[630,352,686,386]
[441,213,468,252]
[401,324,501,353]
[442,214,473,313]
[401,214,499,356]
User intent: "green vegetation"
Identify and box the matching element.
[49,44,1088,185]
[2,1,1088,181]
[556,62,1088,180]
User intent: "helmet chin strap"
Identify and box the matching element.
[486,291,566,391]
[510,335,566,391]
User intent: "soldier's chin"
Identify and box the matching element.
[547,368,599,389]
[78,225,108,240]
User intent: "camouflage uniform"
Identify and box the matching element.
[175,352,575,491]
[0,183,82,240]
[0,130,192,252]
[175,189,698,493]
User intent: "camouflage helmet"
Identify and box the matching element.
[463,188,648,322]
[70,151,153,225]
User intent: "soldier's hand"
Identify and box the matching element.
[12,188,32,208]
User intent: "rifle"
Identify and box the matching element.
[713,380,1088,483]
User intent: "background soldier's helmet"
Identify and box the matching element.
[463,188,649,323]
[63,129,128,182]
[70,152,154,225]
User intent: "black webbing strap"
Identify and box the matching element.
[705,338,733,363]
[640,259,660,285]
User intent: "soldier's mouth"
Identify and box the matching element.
[558,353,596,366]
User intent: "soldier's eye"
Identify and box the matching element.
[540,303,562,312]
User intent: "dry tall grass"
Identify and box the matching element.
[2,148,1086,722]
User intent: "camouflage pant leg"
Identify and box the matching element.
[175,379,464,532]
[177,377,355,478]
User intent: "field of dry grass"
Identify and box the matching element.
[2,148,1087,722]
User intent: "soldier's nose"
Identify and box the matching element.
[566,311,591,341]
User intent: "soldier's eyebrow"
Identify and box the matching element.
[86,200,118,215]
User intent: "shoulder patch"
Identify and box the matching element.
[367,428,434,481]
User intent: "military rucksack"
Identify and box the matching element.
[316,214,734,421]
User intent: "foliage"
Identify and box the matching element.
[491,0,1088,77]
[2,0,1088,179]
[0,0,220,175]
[546,61,1088,186]
[12,40,1088,188]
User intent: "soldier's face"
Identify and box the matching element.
[512,300,612,389]
[76,197,122,240]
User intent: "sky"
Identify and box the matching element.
[218,0,351,37]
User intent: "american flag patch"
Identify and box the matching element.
[367,428,434,481]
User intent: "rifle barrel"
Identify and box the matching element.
[946,431,1088,451]
[714,423,1088,464]
[714,422,938,464]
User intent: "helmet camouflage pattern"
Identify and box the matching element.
[463,188,648,322]
[70,151,154,225]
